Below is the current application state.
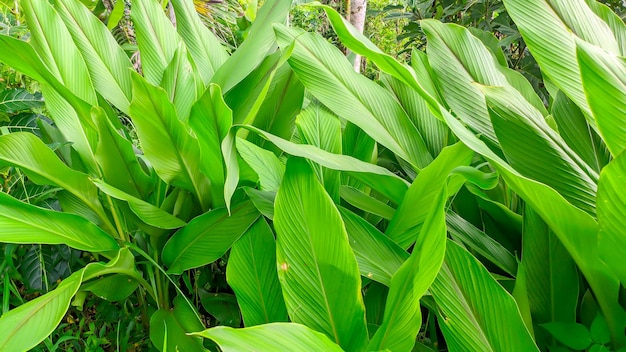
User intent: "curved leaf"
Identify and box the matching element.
[368,187,447,352]
[192,323,344,352]
[162,201,260,274]
[150,296,205,352]
[92,179,186,230]
[0,192,117,251]
[431,241,539,352]
[598,150,626,285]
[226,218,288,326]
[170,0,229,85]
[129,73,211,210]
[274,158,368,351]
[53,0,133,114]
[386,142,473,249]
[0,89,44,113]
[577,39,626,156]
[274,24,432,170]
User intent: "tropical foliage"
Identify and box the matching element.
[0,0,625,351]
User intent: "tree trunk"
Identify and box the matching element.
[349,0,367,72]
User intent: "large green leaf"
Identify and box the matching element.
[131,0,180,86]
[369,186,447,352]
[170,0,229,85]
[577,39,626,156]
[162,201,260,274]
[551,90,608,172]
[188,83,231,207]
[0,249,136,351]
[149,296,205,352]
[129,73,211,210]
[93,108,154,198]
[431,241,539,352]
[518,205,578,348]
[380,74,448,157]
[53,0,133,114]
[211,0,291,93]
[192,323,344,352]
[0,192,117,252]
[442,109,626,346]
[314,4,441,117]
[339,207,408,286]
[22,0,96,105]
[92,179,186,230]
[597,150,626,285]
[274,24,432,170]
[0,89,44,113]
[502,0,620,119]
[274,158,368,351]
[236,138,285,192]
[296,101,342,202]
[386,142,473,249]
[421,19,546,146]
[0,132,111,230]
[224,125,409,208]
[483,85,598,216]
[160,44,200,121]
[226,218,288,326]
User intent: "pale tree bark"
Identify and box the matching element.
[349,0,367,72]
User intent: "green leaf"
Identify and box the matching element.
[340,186,395,220]
[129,73,211,210]
[296,101,342,201]
[591,314,611,345]
[192,323,345,352]
[131,0,180,86]
[22,0,96,105]
[386,142,473,249]
[502,0,620,119]
[170,0,229,85]
[188,83,232,208]
[520,205,578,328]
[150,295,205,352]
[93,107,154,199]
[274,158,368,351]
[577,39,626,156]
[162,201,260,274]
[0,132,110,229]
[0,191,117,251]
[92,179,186,230]
[211,0,291,93]
[226,218,288,326]
[53,0,133,114]
[224,125,409,207]
[597,150,626,285]
[551,90,608,172]
[380,74,448,157]
[201,293,242,328]
[542,322,592,350]
[274,24,432,170]
[0,248,136,351]
[314,3,441,118]
[369,185,447,352]
[0,89,44,113]
[79,274,139,302]
[483,85,598,216]
[442,109,626,346]
[431,241,539,352]
[339,208,408,286]
[236,138,285,192]
[446,212,517,276]
[160,44,199,121]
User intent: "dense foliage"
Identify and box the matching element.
[0,0,625,351]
